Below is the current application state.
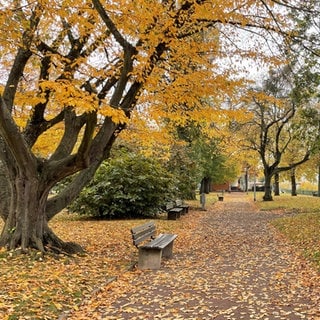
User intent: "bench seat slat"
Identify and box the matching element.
[168,207,183,213]
[141,233,177,250]
[175,200,189,213]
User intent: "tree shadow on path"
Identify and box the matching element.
[67,193,320,320]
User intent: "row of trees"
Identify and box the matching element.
[238,64,319,201]
[230,1,320,201]
[0,0,319,253]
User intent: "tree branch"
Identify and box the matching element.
[0,97,37,173]
[92,0,135,51]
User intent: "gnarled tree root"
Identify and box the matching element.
[0,226,85,256]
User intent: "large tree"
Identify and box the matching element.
[0,0,300,253]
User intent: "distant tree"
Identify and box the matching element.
[172,120,238,197]
[165,144,199,200]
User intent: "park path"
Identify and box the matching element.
[67,193,320,320]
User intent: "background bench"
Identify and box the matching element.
[175,199,189,214]
[165,201,183,220]
[131,221,177,269]
[164,200,189,219]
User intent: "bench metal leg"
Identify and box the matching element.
[138,248,162,270]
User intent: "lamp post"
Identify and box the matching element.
[318,162,320,197]
[253,169,257,201]
[318,111,320,197]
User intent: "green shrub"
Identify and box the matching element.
[68,153,176,218]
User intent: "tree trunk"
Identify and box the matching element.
[317,163,320,197]
[200,177,211,194]
[274,172,280,196]
[0,173,83,254]
[263,170,273,201]
[0,115,118,254]
[0,101,119,254]
[245,168,249,193]
[291,167,297,196]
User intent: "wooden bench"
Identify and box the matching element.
[165,201,184,220]
[131,221,177,269]
[175,199,189,214]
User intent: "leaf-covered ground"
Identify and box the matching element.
[256,194,320,272]
[0,215,154,319]
[271,212,320,272]
[0,193,319,319]
[67,193,320,320]
[0,210,195,319]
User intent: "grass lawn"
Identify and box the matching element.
[254,193,320,272]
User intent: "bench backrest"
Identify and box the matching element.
[165,201,176,210]
[131,221,156,247]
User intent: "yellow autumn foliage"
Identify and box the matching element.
[0,0,290,158]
